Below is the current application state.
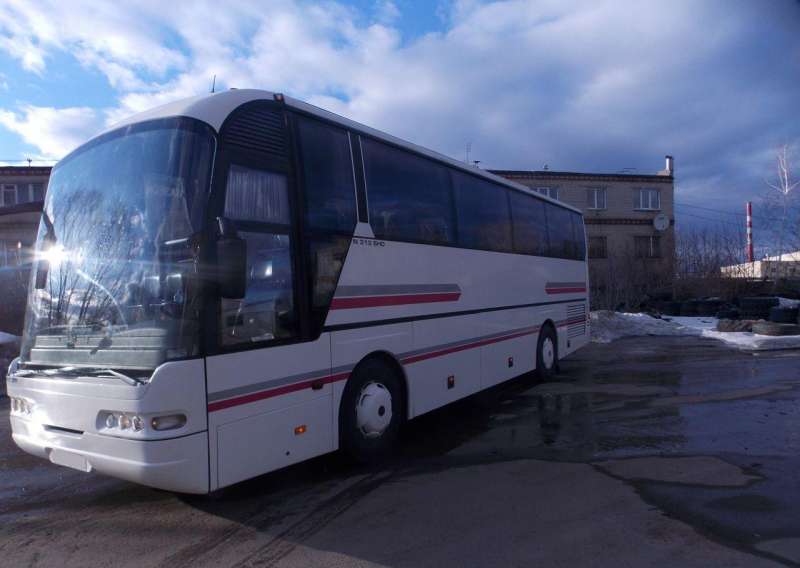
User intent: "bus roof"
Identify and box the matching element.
[104,89,582,215]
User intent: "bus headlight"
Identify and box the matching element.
[99,411,184,433]
[100,411,145,433]
[10,397,33,415]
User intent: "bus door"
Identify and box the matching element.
[204,104,335,490]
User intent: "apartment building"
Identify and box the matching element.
[0,166,51,334]
[0,165,51,267]
[492,156,675,297]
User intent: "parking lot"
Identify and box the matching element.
[3,336,800,567]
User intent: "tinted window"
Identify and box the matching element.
[453,172,512,252]
[220,232,296,346]
[545,204,575,259]
[510,192,548,256]
[571,211,586,260]
[221,165,297,346]
[363,139,455,245]
[297,117,357,233]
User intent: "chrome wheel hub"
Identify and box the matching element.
[542,337,555,369]
[356,381,393,438]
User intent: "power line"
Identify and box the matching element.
[676,210,744,227]
[675,202,792,224]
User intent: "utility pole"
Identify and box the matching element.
[746,201,754,262]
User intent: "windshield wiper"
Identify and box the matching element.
[12,366,145,386]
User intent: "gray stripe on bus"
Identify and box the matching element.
[206,313,592,403]
[334,283,461,297]
[208,362,355,403]
[545,281,586,288]
[395,324,541,360]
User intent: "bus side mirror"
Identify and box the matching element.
[216,217,247,299]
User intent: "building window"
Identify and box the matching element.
[1,184,17,207]
[634,236,661,258]
[587,187,607,210]
[535,186,559,200]
[636,188,661,210]
[31,183,45,202]
[0,240,23,267]
[588,236,607,259]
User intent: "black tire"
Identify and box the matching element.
[339,358,404,463]
[752,321,800,336]
[536,325,559,380]
[739,297,779,311]
[769,307,799,324]
[697,300,722,316]
[716,309,740,320]
[680,301,699,316]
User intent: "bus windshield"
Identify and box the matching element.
[20,118,216,373]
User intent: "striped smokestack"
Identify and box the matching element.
[746,201,754,262]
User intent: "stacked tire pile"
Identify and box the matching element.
[720,297,800,336]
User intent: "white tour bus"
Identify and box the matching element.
[7,89,589,493]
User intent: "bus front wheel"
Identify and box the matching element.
[536,325,558,380]
[340,358,404,463]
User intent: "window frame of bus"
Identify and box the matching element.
[289,111,359,338]
[206,100,311,356]
[361,136,458,247]
[353,131,584,259]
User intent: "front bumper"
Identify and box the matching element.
[11,415,209,494]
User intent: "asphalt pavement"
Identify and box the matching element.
[2,336,800,567]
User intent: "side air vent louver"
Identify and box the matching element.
[224,106,287,158]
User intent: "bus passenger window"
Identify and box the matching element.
[453,172,513,252]
[297,117,357,233]
[362,138,455,245]
[510,192,549,256]
[545,205,577,259]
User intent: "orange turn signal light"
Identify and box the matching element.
[294,425,307,435]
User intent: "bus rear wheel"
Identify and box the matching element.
[536,325,558,380]
[340,358,404,463]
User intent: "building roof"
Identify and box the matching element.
[0,166,52,177]
[490,169,673,183]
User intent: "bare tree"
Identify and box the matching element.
[765,144,800,260]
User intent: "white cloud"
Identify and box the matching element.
[0,0,796,219]
[375,0,401,24]
[0,106,105,159]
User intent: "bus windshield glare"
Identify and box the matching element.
[20,118,216,372]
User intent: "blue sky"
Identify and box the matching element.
[0,0,799,241]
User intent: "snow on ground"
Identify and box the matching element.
[590,311,701,343]
[778,297,800,308]
[591,311,800,351]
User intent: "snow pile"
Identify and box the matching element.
[667,316,800,351]
[590,311,701,343]
[590,311,800,351]
[702,330,800,351]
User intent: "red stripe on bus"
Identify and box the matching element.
[557,316,587,327]
[207,371,351,412]
[208,315,588,412]
[330,292,461,310]
[401,327,540,365]
[545,287,586,294]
